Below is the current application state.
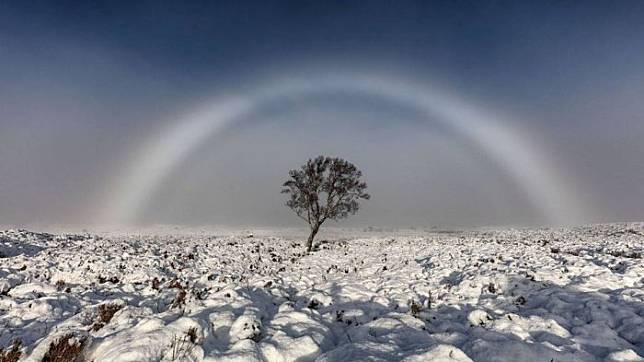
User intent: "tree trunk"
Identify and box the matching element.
[306,224,320,253]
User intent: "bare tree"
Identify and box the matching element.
[282,156,370,252]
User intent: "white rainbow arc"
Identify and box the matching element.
[98,73,585,226]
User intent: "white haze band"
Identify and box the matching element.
[98,73,586,226]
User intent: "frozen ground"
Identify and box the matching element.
[0,224,643,361]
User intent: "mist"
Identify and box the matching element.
[1,1,644,228]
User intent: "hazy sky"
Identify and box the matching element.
[1,1,643,228]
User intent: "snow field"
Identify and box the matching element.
[0,224,643,361]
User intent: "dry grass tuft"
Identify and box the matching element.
[55,280,66,291]
[168,279,183,289]
[152,277,161,290]
[42,333,86,362]
[166,327,199,360]
[171,289,187,309]
[167,279,187,309]
[410,300,422,318]
[185,326,198,344]
[0,339,22,362]
[92,303,123,331]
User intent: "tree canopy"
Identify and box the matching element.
[282,156,370,252]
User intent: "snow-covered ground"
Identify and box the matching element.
[0,224,643,361]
